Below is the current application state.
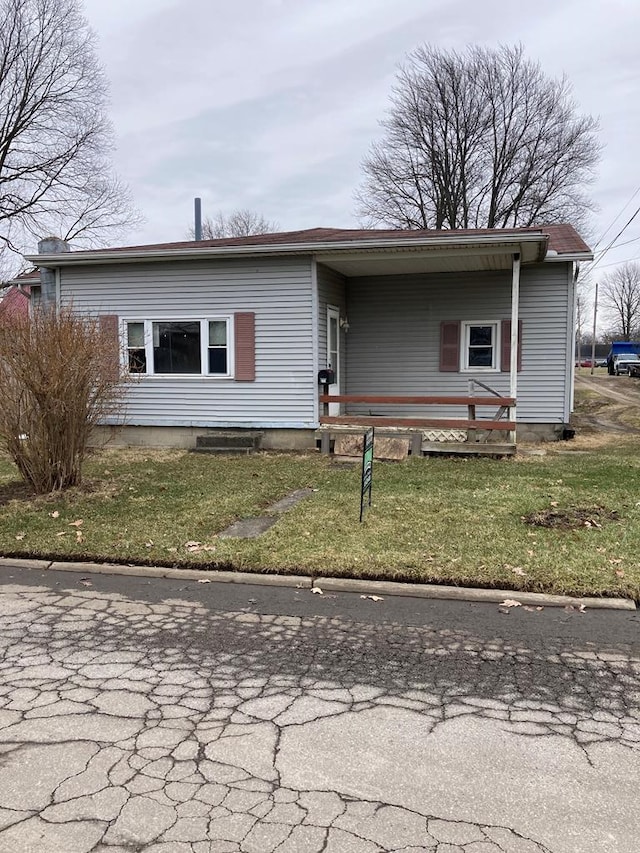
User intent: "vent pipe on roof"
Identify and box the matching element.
[194,197,202,241]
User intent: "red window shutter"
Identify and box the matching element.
[440,321,460,372]
[234,312,256,381]
[99,314,120,382]
[501,320,523,372]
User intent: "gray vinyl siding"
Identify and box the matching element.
[317,264,347,391]
[345,263,572,423]
[60,257,315,427]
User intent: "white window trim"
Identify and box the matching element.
[460,320,500,373]
[122,318,234,378]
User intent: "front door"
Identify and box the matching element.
[327,306,341,416]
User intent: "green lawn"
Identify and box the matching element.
[0,436,639,599]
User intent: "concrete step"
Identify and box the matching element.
[190,447,255,455]
[195,431,263,450]
[421,441,516,456]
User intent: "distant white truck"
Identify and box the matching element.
[613,353,640,375]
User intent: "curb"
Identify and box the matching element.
[0,557,635,611]
[313,576,637,611]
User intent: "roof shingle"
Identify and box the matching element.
[51,224,590,258]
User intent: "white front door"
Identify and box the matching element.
[327,306,341,416]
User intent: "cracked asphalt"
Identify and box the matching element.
[0,566,638,853]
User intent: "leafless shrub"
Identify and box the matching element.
[0,307,127,493]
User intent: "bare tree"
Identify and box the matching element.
[0,0,139,266]
[356,44,600,232]
[600,263,640,341]
[189,209,279,240]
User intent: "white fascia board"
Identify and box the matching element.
[543,252,593,262]
[25,233,549,266]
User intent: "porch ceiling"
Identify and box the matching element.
[315,240,543,277]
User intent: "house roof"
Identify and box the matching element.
[34,224,589,255]
[25,224,592,276]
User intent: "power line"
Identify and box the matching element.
[594,233,640,255]
[594,185,640,249]
[597,253,640,271]
[588,204,640,273]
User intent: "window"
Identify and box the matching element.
[126,322,146,373]
[153,321,201,374]
[125,318,231,376]
[461,322,499,371]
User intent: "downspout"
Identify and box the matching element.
[509,252,521,444]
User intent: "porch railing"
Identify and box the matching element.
[318,393,516,450]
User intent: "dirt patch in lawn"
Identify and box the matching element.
[523,505,619,530]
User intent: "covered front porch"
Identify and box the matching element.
[314,230,547,455]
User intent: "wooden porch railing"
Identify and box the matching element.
[318,394,516,452]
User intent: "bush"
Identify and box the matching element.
[0,307,126,492]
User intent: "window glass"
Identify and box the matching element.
[465,323,496,369]
[209,320,226,346]
[153,322,201,374]
[126,322,146,373]
[127,322,144,348]
[208,320,228,374]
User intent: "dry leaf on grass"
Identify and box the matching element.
[68,519,83,527]
[511,567,526,576]
[15,533,25,541]
[56,532,66,537]
[360,595,384,602]
[145,541,154,548]
[49,511,60,519]
[75,531,83,543]
[615,569,625,577]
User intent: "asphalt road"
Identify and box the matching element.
[0,565,638,853]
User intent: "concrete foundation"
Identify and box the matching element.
[90,422,565,451]
[516,422,568,443]
[90,425,316,452]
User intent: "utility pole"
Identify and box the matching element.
[590,282,598,375]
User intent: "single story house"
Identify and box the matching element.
[25,224,592,451]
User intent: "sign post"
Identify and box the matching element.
[360,427,374,522]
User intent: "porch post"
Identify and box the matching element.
[509,252,521,442]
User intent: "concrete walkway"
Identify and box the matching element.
[0,565,638,852]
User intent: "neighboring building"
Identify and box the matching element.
[0,273,34,323]
[25,225,592,449]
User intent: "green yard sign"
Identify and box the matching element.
[360,427,374,522]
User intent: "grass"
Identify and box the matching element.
[0,418,640,599]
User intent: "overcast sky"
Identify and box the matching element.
[82,0,639,275]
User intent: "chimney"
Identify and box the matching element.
[37,236,70,309]
[194,198,202,241]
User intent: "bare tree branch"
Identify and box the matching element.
[600,263,640,341]
[356,44,600,233]
[0,0,140,271]
[187,209,279,240]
